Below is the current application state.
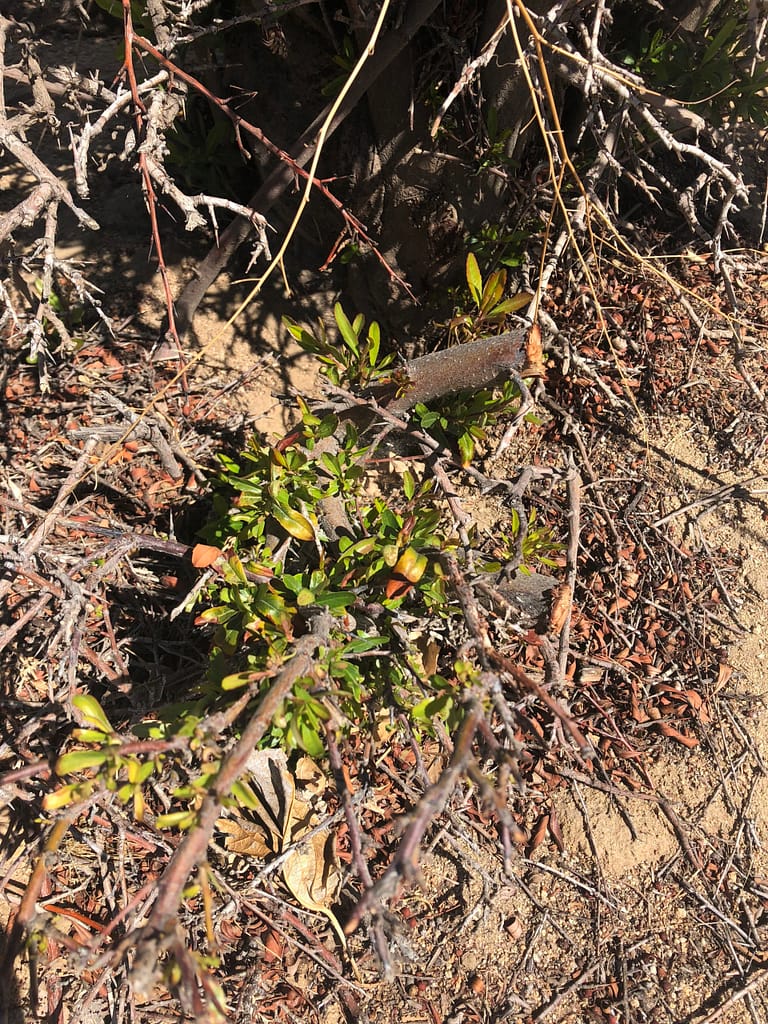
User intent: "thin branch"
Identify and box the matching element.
[137,611,333,937]
[344,701,484,934]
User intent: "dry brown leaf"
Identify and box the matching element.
[528,813,549,854]
[657,722,699,748]
[294,755,327,797]
[521,323,547,378]
[217,749,295,858]
[282,829,345,948]
[217,750,346,949]
[246,748,297,842]
[217,816,276,859]
[548,583,572,634]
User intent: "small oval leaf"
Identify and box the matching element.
[191,543,222,568]
[466,252,482,305]
[56,749,110,775]
[72,694,114,735]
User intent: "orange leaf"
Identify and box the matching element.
[191,543,222,568]
[715,663,733,690]
[657,723,699,748]
[548,806,565,852]
[548,584,571,634]
[384,576,412,600]
[527,814,549,854]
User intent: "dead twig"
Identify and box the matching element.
[344,701,484,934]
[171,0,443,336]
[696,970,768,1024]
[130,610,333,987]
[325,728,394,979]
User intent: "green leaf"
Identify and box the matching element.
[340,536,376,557]
[43,782,92,811]
[226,553,249,584]
[135,761,156,784]
[367,321,381,366]
[466,252,482,306]
[230,779,262,810]
[198,605,237,624]
[480,270,505,315]
[382,544,399,567]
[320,452,341,476]
[491,291,534,315]
[72,694,114,735]
[411,693,454,725]
[334,303,360,357]
[220,671,254,691]
[299,720,325,758]
[271,503,316,542]
[314,591,356,610]
[56,749,111,774]
[316,415,339,440]
[283,316,321,353]
[402,470,415,501]
[458,431,475,467]
[71,728,115,743]
[155,810,199,831]
[342,636,386,654]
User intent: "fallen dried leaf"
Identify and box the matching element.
[548,584,572,634]
[282,830,345,948]
[191,543,222,568]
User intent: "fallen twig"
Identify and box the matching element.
[344,701,484,935]
[130,610,333,986]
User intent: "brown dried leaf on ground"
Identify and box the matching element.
[217,749,345,947]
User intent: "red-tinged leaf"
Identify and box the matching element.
[715,663,733,688]
[384,576,412,600]
[548,806,565,852]
[527,814,549,855]
[264,928,283,964]
[191,543,222,568]
[657,723,699,748]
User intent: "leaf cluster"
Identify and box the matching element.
[197,394,457,756]
[46,696,162,822]
[284,302,395,390]
[619,9,768,125]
